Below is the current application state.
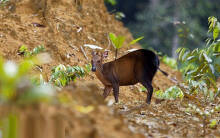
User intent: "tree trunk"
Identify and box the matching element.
[172,33,179,59]
[171,0,180,59]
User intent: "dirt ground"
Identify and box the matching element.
[0,0,220,138]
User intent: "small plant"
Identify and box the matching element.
[104,0,117,6]
[0,57,55,138]
[115,12,125,20]
[109,33,144,59]
[154,86,184,100]
[18,45,45,57]
[84,63,92,74]
[0,57,55,103]
[50,64,86,87]
[209,119,218,129]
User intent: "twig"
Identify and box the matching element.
[107,33,111,50]
[35,65,43,72]
[69,44,79,51]
[167,76,189,90]
[80,46,88,61]
[202,115,206,136]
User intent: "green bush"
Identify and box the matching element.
[154,86,184,100]
[0,57,55,104]
[176,16,220,98]
[50,64,86,87]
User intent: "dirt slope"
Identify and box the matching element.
[0,0,138,75]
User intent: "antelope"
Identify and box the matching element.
[91,49,168,104]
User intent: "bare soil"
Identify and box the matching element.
[0,0,219,138]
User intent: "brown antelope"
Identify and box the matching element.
[91,49,168,104]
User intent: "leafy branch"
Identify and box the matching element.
[176,16,220,100]
[49,64,87,87]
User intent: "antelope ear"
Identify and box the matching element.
[103,50,109,58]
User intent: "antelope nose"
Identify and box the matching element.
[92,67,96,72]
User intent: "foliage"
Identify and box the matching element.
[50,64,86,87]
[125,0,220,57]
[109,33,144,59]
[104,0,117,6]
[0,57,55,103]
[0,0,9,6]
[209,119,217,129]
[176,17,220,98]
[0,58,33,101]
[154,86,184,100]
[115,12,125,20]
[0,57,54,138]
[84,63,92,74]
[74,105,94,114]
[161,55,177,69]
[18,45,45,57]
[0,113,18,138]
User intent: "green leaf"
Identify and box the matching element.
[208,64,215,74]
[177,48,186,61]
[109,33,125,49]
[19,45,28,54]
[213,25,219,41]
[115,36,125,49]
[31,45,45,55]
[191,48,198,55]
[176,47,183,54]
[109,33,117,47]
[17,60,34,77]
[206,38,212,46]
[209,119,217,129]
[208,16,217,32]
[186,56,195,62]
[199,51,204,62]
[115,12,126,20]
[104,0,117,6]
[182,51,190,62]
[203,53,212,63]
[128,36,144,46]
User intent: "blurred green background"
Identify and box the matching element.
[105,0,220,58]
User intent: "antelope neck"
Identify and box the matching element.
[96,63,103,74]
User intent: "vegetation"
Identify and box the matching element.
[0,0,9,6]
[104,0,117,6]
[50,64,87,87]
[109,0,220,57]
[161,55,177,69]
[176,17,220,100]
[109,33,144,59]
[18,45,45,57]
[0,56,89,138]
[0,0,220,137]
[0,57,55,104]
[154,86,184,100]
